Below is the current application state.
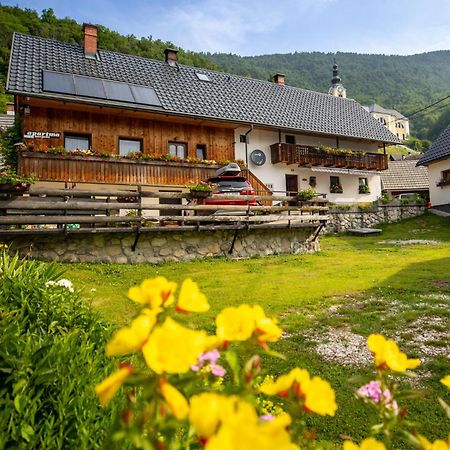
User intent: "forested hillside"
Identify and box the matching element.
[1,4,449,140]
[207,52,450,140]
[0,5,217,112]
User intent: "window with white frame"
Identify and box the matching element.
[64,134,90,151]
[168,142,187,159]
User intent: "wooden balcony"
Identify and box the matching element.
[17,151,272,195]
[270,143,388,171]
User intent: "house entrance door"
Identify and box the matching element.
[285,174,298,206]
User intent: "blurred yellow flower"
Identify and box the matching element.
[252,305,283,343]
[160,380,189,420]
[128,276,177,309]
[142,317,208,374]
[95,364,133,407]
[260,367,336,416]
[344,438,386,450]
[177,278,210,313]
[367,334,421,372]
[441,375,450,389]
[417,434,450,450]
[216,305,255,341]
[106,309,159,356]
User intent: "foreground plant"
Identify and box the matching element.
[95,277,449,449]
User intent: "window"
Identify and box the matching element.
[330,176,343,193]
[239,134,248,144]
[119,138,142,156]
[438,169,450,186]
[196,144,207,160]
[309,176,317,188]
[285,135,296,144]
[168,142,187,159]
[64,134,90,151]
[359,177,368,186]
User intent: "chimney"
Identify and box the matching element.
[6,103,15,116]
[82,23,98,58]
[273,73,285,86]
[164,48,178,66]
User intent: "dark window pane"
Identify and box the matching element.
[43,71,75,95]
[130,85,161,106]
[104,81,134,102]
[74,75,106,98]
[285,135,296,144]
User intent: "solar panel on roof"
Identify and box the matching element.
[74,75,106,99]
[130,85,161,106]
[42,71,75,95]
[104,80,134,103]
[195,73,211,82]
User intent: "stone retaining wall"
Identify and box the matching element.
[7,227,319,264]
[324,204,426,233]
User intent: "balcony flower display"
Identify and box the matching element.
[296,188,317,201]
[359,184,371,194]
[0,166,35,193]
[186,180,216,198]
[330,183,343,194]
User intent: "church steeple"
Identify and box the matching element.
[328,61,346,98]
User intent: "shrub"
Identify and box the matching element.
[0,249,125,449]
[296,188,317,201]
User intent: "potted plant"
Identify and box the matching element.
[186,180,216,199]
[296,188,317,202]
[359,184,371,194]
[330,183,343,194]
[0,167,35,193]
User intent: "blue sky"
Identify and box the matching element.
[3,0,450,56]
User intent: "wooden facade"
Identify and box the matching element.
[21,101,235,162]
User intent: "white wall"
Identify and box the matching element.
[427,159,450,206]
[234,127,382,203]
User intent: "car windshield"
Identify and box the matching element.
[209,177,249,192]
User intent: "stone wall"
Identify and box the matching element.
[7,227,320,264]
[324,204,426,233]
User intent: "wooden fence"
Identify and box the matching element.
[0,187,328,236]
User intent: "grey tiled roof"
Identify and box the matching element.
[364,104,406,120]
[417,123,450,165]
[7,33,401,144]
[0,114,14,131]
[381,160,429,191]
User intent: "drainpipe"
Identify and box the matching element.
[244,125,254,168]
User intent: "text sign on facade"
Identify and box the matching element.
[24,131,61,139]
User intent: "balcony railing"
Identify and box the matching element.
[270,143,388,171]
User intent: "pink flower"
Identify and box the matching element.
[210,364,226,377]
[191,349,226,377]
[357,381,382,403]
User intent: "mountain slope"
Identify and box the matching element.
[206,51,450,140]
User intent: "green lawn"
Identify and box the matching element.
[60,214,450,444]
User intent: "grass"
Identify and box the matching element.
[60,213,450,443]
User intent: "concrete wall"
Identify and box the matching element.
[234,127,382,204]
[427,159,450,207]
[6,227,320,264]
[324,204,426,233]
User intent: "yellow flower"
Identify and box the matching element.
[177,278,210,313]
[160,380,189,420]
[204,402,299,450]
[95,364,133,407]
[441,375,450,389]
[128,276,177,309]
[106,309,159,356]
[260,368,336,416]
[252,305,283,343]
[142,317,208,374]
[344,438,387,450]
[417,434,450,450]
[216,304,255,341]
[304,376,337,416]
[367,334,421,372]
[189,393,230,438]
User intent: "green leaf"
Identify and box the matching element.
[20,423,34,442]
[263,348,286,360]
[438,397,450,419]
[225,350,240,385]
[14,394,27,414]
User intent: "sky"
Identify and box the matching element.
[3,0,450,56]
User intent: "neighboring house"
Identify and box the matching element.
[7,25,400,203]
[381,160,429,198]
[417,123,450,209]
[363,104,409,141]
[0,103,15,134]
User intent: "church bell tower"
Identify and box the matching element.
[328,62,346,98]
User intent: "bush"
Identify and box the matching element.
[0,249,125,449]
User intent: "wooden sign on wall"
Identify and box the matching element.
[24,131,61,139]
